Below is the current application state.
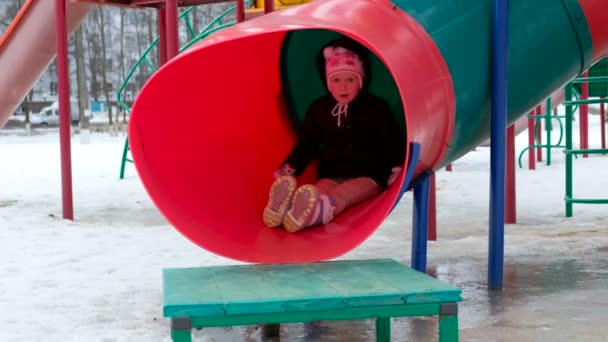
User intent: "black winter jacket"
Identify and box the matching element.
[282,92,406,189]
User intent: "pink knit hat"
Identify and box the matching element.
[323,46,365,88]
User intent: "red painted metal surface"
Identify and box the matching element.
[536,106,543,162]
[158,8,168,65]
[236,0,245,22]
[580,71,589,158]
[428,174,437,241]
[165,0,179,59]
[601,101,606,149]
[505,124,516,224]
[527,111,535,170]
[129,0,455,263]
[55,0,74,220]
[579,0,608,61]
[264,0,274,13]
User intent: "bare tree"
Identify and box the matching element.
[93,6,114,127]
[118,8,127,123]
[119,9,126,81]
[146,11,157,67]
[74,25,90,130]
[83,18,100,102]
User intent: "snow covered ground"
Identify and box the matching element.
[1,110,607,341]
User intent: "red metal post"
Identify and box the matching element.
[236,0,245,22]
[445,163,452,171]
[527,110,536,170]
[158,8,168,65]
[165,0,179,60]
[535,105,542,162]
[264,0,275,13]
[580,71,589,158]
[601,100,606,150]
[505,124,516,223]
[428,173,437,241]
[54,0,74,220]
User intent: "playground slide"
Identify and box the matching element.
[129,0,608,264]
[0,0,93,128]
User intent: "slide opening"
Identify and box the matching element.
[130,27,409,264]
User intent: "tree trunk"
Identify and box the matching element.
[74,25,90,131]
[192,8,200,36]
[84,19,100,102]
[118,8,127,124]
[147,11,157,68]
[94,6,114,129]
[24,89,33,134]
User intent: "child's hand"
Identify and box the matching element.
[388,167,402,186]
[273,163,296,179]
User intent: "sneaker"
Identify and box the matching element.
[283,184,320,233]
[263,175,297,227]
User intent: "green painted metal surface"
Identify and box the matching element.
[376,317,391,341]
[163,259,461,318]
[391,0,593,164]
[563,82,608,216]
[573,58,608,97]
[188,303,442,327]
[439,315,459,342]
[280,30,406,133]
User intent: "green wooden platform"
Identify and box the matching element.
[162,259,462,341]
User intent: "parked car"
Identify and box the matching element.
[30,100,86,126]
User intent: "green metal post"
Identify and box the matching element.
[119,137,130,179]
[565,85,573,217]
[376,317,391,341]
[439,314,459,342]
[546,97,552,166]
[171,329,192,342]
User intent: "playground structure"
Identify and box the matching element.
[518,58,608,215]
[1,0,608,288]
[128,0,608,271]
[2,0,608,340]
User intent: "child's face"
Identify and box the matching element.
[328,72,361,104]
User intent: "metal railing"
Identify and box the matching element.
[563,78,608,216]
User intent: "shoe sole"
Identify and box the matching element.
[263,175,297,227]
[284,184,319,233]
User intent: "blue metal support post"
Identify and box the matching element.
[412,171,432,272]
[489,0,509,290]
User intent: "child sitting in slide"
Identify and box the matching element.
[263,38,405,233]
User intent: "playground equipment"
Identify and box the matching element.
[518,91,569,169]
[2,0,608,289]
[163,259,462,342]
[128,0,608,264]
[564,76,608,216]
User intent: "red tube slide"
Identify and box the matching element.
[129,0,455,263]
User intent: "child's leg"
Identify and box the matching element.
[325,177,381,216]
[283,177,379,233]
[263,175,297,227]
[315,178,340,195]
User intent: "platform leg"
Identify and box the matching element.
[376,317,391,342]
[438,303,459,342]
[171,318,192,342]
